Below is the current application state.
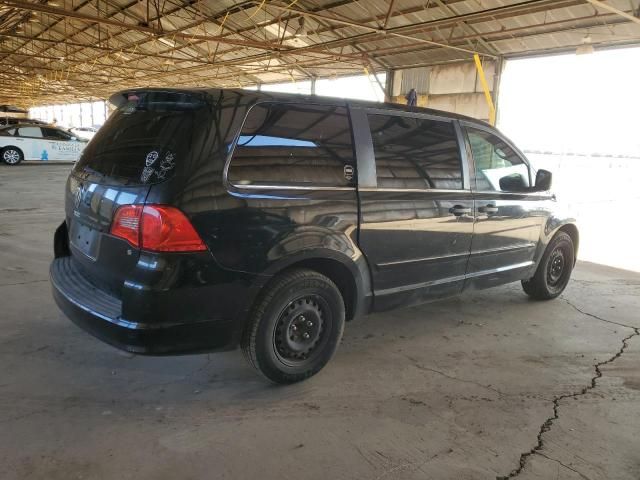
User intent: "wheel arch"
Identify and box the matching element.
[532,218,579,273]
[1,145,24,162]
[557,223,579,264]
[278,257,360,321]
[54,221,71,258]
[238,249,372,336]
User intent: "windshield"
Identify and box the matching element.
[73,91,209,185]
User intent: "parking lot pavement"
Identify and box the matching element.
[1,164,639,480]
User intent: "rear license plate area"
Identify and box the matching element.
[69,221,100,260]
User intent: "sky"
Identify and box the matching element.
[498,46,640,157]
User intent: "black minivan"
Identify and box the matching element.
[51,88,578,383]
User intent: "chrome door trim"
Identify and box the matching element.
[377,250,471,268]
[229,183,356,192]
[358,187,470,194]
[469,242,536,257]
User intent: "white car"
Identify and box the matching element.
[0,124,88,165]
[69,126,98,141]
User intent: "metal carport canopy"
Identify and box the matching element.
[0,0,639,106]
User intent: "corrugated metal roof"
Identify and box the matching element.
[1,0,639,105]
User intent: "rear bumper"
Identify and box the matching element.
[50,256,237,354]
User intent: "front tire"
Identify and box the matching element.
[522,231,574,300]
[1,147,24,165]
[242,269,345,384]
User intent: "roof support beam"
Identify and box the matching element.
[0,0,289,51]
[264,2,497,57]
[0,0,369,75]
[273,0,588,62]
[432,0,500,56]
[382,0,396,29]
[0,33,223,65]
[584,0,640,25]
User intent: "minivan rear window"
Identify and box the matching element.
[73,92,208,185]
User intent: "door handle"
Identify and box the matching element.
[478,204,499,214]
[449,205,472,216]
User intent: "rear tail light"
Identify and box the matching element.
[140,205,206,252]
[111,205,143,248]
[110,205,206,252]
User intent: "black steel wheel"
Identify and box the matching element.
[522,231,574,300]
[273,295,329,366]
[242,269,345,384]
[547,248,566,287]
[1,147,23,165]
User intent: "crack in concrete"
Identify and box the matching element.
[405,355,509,398]
[561,296,638,330]
[496,313,639,480]
[536,452,593,480]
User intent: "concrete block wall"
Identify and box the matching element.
[389,60,497,122]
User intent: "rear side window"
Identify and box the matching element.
[74,91,208,185]
[228,103,355,188]
[368,114,463,190]
[18,126,43,138]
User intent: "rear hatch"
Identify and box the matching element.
[65,89,211,297]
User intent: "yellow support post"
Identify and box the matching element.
[474,53,496,126]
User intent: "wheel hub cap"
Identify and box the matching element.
[547,249,565,286]
[4,150,19,164]
[275,297,325,361]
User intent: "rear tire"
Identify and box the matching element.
[241,269,345,384]
[1,147,23,165]
[522,231,574,300]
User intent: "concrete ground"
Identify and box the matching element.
[1,164,639,480]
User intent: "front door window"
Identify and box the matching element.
[467,128,530,192]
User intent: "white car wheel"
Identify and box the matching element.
[2,148,23,165]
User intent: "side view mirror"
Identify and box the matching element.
[499,173,527,192]
[534,169,552,191]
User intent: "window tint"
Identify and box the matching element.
[466,128,530,192]
[228,103,355,187]
[43,127,72,140]
[74,91,207,184]
[18,126,43,138]
[367,114,463,190]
